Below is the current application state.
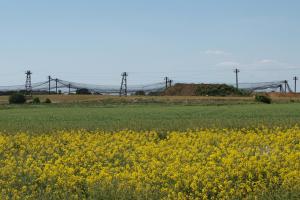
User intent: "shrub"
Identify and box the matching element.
[9,93,26,104]
[255,94,272,104]
[148,91,162,96]
[32,97,41,104]
[44,98,52,104]
[76,88,91,95]
[135,90,145,96]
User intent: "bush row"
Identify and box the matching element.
[8,94,52,104]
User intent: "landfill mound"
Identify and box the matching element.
[163,83,244,96]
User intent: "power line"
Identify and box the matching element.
[0,69,296,95]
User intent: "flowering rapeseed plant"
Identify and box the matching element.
[0,128,299,199]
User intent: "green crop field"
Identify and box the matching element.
[1,100,300,199]
[1,103,300,133]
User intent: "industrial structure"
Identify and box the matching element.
[0,69,296,95]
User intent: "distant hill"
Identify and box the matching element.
[163,83,248,96]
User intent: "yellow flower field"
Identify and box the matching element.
[0,128,299,199]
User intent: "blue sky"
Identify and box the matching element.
[1,0,300,86]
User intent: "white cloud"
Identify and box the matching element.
[204,50,230,56]
[216,61,240,67]
[258,59,279,64]
[227,59,296,72]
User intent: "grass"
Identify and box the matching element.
[1,103,300,133]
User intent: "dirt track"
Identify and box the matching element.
[1,94,300,105]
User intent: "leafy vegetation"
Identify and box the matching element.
[163,83,251,96]
[8,93,26,104]
[76,88,91,94]
[32,97,41,104]
[44,98,52,104]
[195,84,248,96]
[0,98,299,199]
[255,94,272,104]
[1,103,300,133]
[134,90,146,95]
[147,91,162,96]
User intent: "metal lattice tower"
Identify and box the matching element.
[284,80,288,93]
[48,76,52,94]
[119,72,128,96]
[25,70,32,95]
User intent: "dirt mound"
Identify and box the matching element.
[163,84,199,96]
[163,83,245,96]
[268,92,300,98]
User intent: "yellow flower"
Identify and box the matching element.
[0,128,299,199]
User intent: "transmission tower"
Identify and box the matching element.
[119,72,128,96]
[293,76,298,93]
[164,77,169,89]
[55,78,58,94]
[284,80,288,93]
[279,85,283,93]
[68,83,71,95]
[25,70,32,95]
[48,76,51,94]
[233,68,240,89]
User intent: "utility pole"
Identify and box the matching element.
[233,68,240,89]
[168,79,173,87]
[55,78,58,94]
[48,76,51,95]
[119,72,128,96]
[25,70,32,95]
[68,83,71,95]
[164,77,169,89]
[293,76,298,93]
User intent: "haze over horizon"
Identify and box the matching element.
[1,0,299,86]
